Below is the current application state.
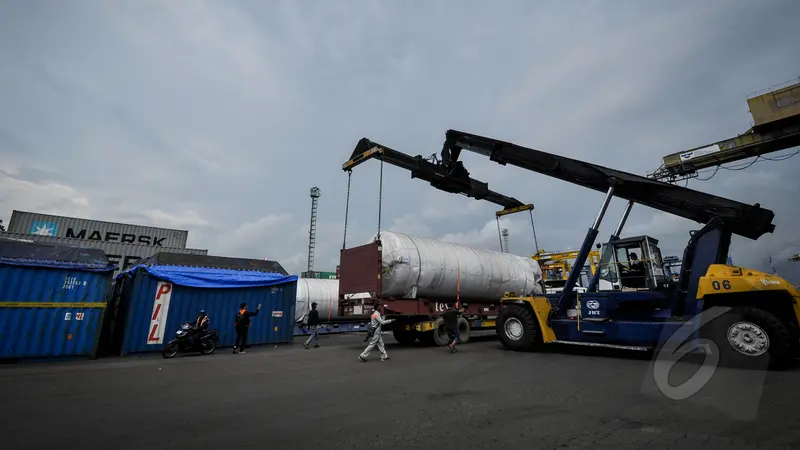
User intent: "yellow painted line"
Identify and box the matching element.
[0,302,107,308]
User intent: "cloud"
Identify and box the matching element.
[140,209,210,230]
[1,0,799,283]
[215,214,295,258]
[0,170,92,218]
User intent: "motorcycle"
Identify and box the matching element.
[162,322,219,358]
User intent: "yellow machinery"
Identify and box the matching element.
[532,249,600,291]
[650,78,800,182]
[439,129,800,370]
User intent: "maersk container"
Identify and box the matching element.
[0,231,208,278]
[0,240,116,360]
[114,256,298,355]
[8,210,189,248]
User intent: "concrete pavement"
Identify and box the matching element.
[1,334,799,449]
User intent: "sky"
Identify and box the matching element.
[1,0,799,283]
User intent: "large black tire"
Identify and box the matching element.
[496,304,541,351]
[702,306,793,370]
[457,317,471,344]
[162,342,179,359]
[392,327,417,345]
[431,318,451,347]
[201,339,217,355]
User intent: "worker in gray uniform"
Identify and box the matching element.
[359,302,394,362]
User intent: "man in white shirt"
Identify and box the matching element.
[359,302,394,362]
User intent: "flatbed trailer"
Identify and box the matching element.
[338,240,500,346]
[336,137,542,346]
[293,320,370,337]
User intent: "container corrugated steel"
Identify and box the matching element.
[0,232,207,278]
[0,265,114,360]
[8,210,189,248]
[116,269,297,355]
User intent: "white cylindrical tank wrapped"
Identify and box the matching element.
[373,230,544,300]
[295,278,339,323]
[295,279,373,323]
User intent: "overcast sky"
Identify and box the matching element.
[1,0,799,282]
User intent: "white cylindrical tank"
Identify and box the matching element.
[373,230,544,300]
[295,278,340,323]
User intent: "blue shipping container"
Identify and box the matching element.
[0,241,116,360]
[116,264,298,355]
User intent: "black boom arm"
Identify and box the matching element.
[442,130,776,240]
[344,137,527,211]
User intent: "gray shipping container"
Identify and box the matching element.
[8,210,189,248]
[0,231,207,278]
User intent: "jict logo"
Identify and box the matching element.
[585,300,600,310]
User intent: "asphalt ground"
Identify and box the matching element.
[1,333,800,450]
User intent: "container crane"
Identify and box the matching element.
[649,79,800,182]
[439,129,799,369]
[340,137,540,252]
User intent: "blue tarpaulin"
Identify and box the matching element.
[118,264,297,289]
[0,240,116,272]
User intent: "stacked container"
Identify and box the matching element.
[0,240,116,360]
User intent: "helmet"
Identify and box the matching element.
[199,310,206,314]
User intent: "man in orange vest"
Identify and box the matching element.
[188,309,209,347]
[233,302,261,354]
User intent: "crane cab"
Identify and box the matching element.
[595,235,671,291]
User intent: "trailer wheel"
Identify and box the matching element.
[392,328,417,345]
[497,304,540,351]
[703,306,793,370]
[431,318,452,347]
[457,317,471,344]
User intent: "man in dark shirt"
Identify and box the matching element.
[233,302,261,354]
[442,304,463,353]
[303,302,321,349]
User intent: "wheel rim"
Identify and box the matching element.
[165,344,178,357]
[202,341,215,353]
[435,326,449,343]
[727,321,769,357]
[504,318,524,341]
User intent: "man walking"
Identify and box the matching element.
[359,302,394,362]
[442,304,461,353]
[233,302,261,354]
[303,302,321,349]
[443,303,467,353]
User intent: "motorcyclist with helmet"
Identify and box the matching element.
[188,310,209,347]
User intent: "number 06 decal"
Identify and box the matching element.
[711,280,731,290]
